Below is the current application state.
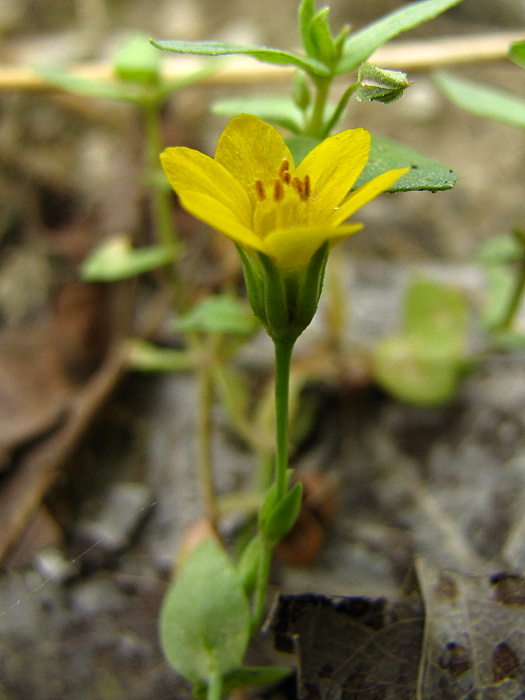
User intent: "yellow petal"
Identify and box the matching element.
[176,191,267,253]
[214,114,294,206]
[296,128,370,220]
[265,223,363,271]
[328,167,410,226]
[161,147,252,227]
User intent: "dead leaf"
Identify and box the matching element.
[273,593,424,699]
[416,559,525,699]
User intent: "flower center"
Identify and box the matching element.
[254,159,311,204]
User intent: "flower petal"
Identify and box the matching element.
[161,147,252,227]
[176,191,267,253]
[296,128,370,220]
[328,167,410,225]
[214,114,294,206]
[264,223,362,271]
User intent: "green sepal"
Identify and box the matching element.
[151,39,331,78]
[236,535,264,598]
[285,135,321,165]
[259,480,303,546]
[259,252,294,342]
[193,665,292,698]
[236,246,266,324]
[293,241,329,331]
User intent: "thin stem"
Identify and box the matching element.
[305,76,332,139]
[497,261,525,331]
[142,96,179,255]
[207,671,223,700]
[197,343,220,529]
[273,341,294,500]
[251,541,273,632]
[251,340,294,631]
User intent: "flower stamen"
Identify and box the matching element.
[254,179,266,201]
[278,159,290,178]
[273,179,285,202]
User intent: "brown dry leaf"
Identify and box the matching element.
[273,593,424,699]
[416,559,525,699]
[0,322,73,471]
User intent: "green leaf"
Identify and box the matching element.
[476,235,523,266]
[307,7,337,66]
[34,66,143,102]
[434,71,525,129]
[212,97,304,132]
[292,70,311,111]
[355,135,458,192]
[480,266,516,329]
[126,339,195,373]
[490,329,525,350]
[236,535,264,598]
[373,334,459,405]
[298,0,318,57]
[159,539,251,684]
[509,40,525,69]
[337,0,464,74]
[171,295,257,335]
[404,279,467,354]
[151,39,331,78]
[113,34,162,84]
[259,481,303,545]
[81,236,175,281]
[193,665,292,698]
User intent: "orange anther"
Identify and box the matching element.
[254,179,266,201]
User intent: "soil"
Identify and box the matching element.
[1,1,525,698]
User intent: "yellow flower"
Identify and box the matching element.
[160,114,409,273]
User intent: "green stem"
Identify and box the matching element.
[306,76,332,139]
[197,344,219,529]
[207,671,223,700]
[251,541,273,632]
[497,261,525,331]
[142,96,179,255]
[251,340,294,632]
[273,341,294,500]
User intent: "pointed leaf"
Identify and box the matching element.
[159,539,251,683]
[34,66,142,102]
[434,70,525,129]
[373,334,459,405]
[509,40,525,68]
[151,39,331,77]
[337,0,464,74]
[81,236,175,281]
[171,295,257,335]
[298,0,318,57]
[355,135,458,192]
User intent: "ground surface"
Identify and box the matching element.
[1,1,525,698]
